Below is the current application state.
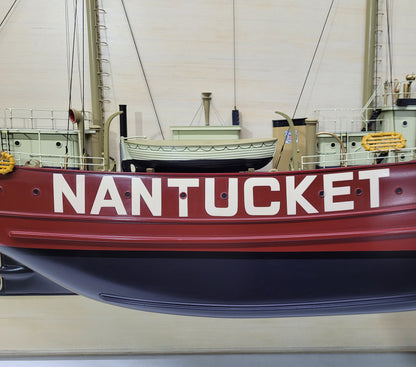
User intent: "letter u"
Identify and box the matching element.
[205,178,238,217]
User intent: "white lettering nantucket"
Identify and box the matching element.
[52,169,390,217]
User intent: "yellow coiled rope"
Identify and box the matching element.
[0,151,15,174]
[362,131,406,152]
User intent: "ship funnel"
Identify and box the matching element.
[69,109,84,124]
[202,92,212,126]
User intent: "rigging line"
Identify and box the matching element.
[190,103,203,126]
[212,105,225,126]
[120,0,165,140]
[374,0,380,109]
[292,0,335,119]
[65,0,71,92]
[65,1,77,99]
[275,0,334,170]
[81,0,86,153]
[0,0,19,30]
[75,14,83,107]
[385,0,396,130]
[72,18,83,109]
[66,0,79,155]
[233,0,237,109]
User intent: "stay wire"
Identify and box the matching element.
[233,0,237,109]
[374,0,380,109]
[0,0,19,30]
[292,0,334,119]
[190,103,203,126]
[120,0,165,139]
[81,0,85,154]
[275,0,334,170]
[385,0,396,130]
[66,0,79,155]
[65,0,71,90]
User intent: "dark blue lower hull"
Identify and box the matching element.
[1,247,416,317]
[0,255,73,295]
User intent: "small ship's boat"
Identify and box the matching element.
[1,0,416,317]
[121,92,277,173]
[121,137,277,173]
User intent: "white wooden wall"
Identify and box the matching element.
[1,1,416,143]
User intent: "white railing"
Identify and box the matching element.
[11,151,105,170]
[0,108,98,169]
[312,108,378,133]
[313,77,416,133]
[301,147,416,169]
[1,108,91,130]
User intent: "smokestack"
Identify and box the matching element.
[202,92,212,126]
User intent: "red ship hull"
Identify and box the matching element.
[1,162,416,316]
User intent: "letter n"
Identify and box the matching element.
[53,174,85,214]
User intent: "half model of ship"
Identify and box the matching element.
[1,0,416,317]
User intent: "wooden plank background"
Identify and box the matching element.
[0,295,415,356]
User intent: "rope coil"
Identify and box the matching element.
[0,151,15,174]
[362,131,406,152]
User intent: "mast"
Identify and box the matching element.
[362,0,378,113]
[86,0,105,164]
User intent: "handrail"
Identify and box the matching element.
[11,151,105,170]
[316,131,347,167]
[301,146,416,169]
[1,108,91,130]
